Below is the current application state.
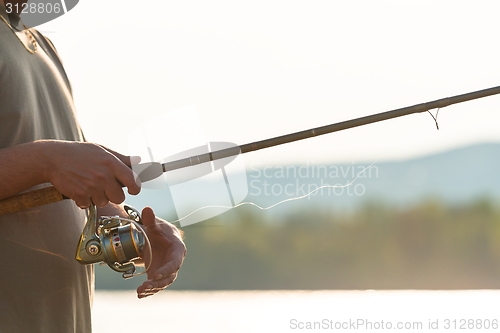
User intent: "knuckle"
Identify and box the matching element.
[89,170,107,184]
[108,191,125,204]
[93,197,109,208]
[97,200,109,208]
[116,190,126,203]
[90,191,109,207]
[165,274,177,287]
[128,184,141,195]
[173,258,183,270]
[80,177,99,192]
[75,203,87,209]
[100,153,116,166]
[174,242,187,254]
[72,189,88,202]
[74,197,90,209]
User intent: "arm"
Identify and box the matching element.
[0,141,52,200]
[0,140,140,208]
[98,203,186,298]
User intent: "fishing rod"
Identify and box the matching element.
[1,85,500,216]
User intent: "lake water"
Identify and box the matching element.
[92,290,500,332]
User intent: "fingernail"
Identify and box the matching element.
[130,156,141,165]
[155,274,163,280]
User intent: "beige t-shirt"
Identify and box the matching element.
[0,10,93,333]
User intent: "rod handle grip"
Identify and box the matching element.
[0,186,66,216]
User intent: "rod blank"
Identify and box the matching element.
[161,85,500,172]
[1,85,500,215]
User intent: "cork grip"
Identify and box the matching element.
[0,186,66,215]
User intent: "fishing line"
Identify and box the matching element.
[427,108,440,130]
[171,161,377,224]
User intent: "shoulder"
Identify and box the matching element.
[29,29,61,59]
[29,29,73,92]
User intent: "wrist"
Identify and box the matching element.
[33,140,59,183]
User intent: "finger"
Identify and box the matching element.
[137,273,177,298]
[154,273,177,289]
[130,155,141,166]
[104,182,126,204]
[91,198,109,208]
[72,186,92,209]
[118,154,132,167]
[113,163,141,195]
[103,147,143,177]
[99,145,135,167]
[131,170,142,189]
[99,151,140,195]
[150,248,186,279]
[141,206,156,227]
[98,145,142,193]
[138,292,154,299]
[137,279,169,294]
[74,199,91,209]
[138,285,160,299]
[90,192,109,208]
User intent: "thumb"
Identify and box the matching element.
[99,145,140,168]
[141,206,156,227]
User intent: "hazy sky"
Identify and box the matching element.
[39,0,500,166]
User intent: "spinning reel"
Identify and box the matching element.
[75,204,151,279]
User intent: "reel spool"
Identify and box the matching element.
[75,204,149,279]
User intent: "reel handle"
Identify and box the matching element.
[0,186,66,215]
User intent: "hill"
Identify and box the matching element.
[125,142,500,220]
[94,143,500,290]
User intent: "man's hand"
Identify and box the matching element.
[43,140,141,208]
[137,207,186,299]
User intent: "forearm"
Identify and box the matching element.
[0,141,51,200]
[0,139,140,208]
